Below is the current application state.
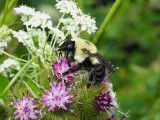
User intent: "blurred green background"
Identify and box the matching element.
[0,0,160,119]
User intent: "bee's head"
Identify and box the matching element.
[57,40,75,52]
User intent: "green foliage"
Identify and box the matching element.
[0,74,9,102]
[21,75,44,98]
[0,0,20,28]
[0,104,8,120]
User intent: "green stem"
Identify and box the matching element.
[92,0,122,44]
[50,13,65,47]
[0,0,9,26]
[43,33,50,58]
[0,56,39,98]
[52,37,57,48]
[2,51,28,63]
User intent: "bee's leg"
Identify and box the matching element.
[68,56,75,67]
[65,51,71,67]
[62,63,82,76]
[65,51,75,67]
[81,48,96,57]
[86,70,95,89]
[69,50,75,64]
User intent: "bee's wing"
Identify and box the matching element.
[81,48,114,72]
[93,53,114,72]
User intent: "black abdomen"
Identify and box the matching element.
[92,64,105,84]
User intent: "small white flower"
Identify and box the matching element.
[55,0,81,16]
[24,11,51,29]
[11,30,31,46]
[49,27,65,40]
[14,5,35,16]
[0,25,11,54]
[60,18,80,37]
[75,14,97,34]
[0,58,20,77]
[14,5,36,22]
[0,36,11,47]
[45,20,53,29]
[14,5,53,30]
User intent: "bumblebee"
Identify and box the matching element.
[57,38,115,88]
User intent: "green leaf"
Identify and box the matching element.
[0,98,4,105]
[21,75,44,98]
[0,74,9,102]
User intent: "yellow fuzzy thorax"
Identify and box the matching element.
[73,38,100,64]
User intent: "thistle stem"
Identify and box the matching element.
[0,56,40,98]
[92,0,122,44]
[0,0,9,26]
[2,51,28,63]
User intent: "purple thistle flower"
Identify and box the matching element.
[94,92,113,112]
[51,53,76,81]
[10,91,39,120]
[40,76,76,112]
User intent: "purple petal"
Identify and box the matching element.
[32,104,39,108]
[65,95,74,100]
[35,110,40,113]
[60,104,67,110]
[29,114,38,119]
[20,117,24,120]
[15,113,21,119]
[48,105,56,112]
[13,110,19,114]
[65,100,73,103]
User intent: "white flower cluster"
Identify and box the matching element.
[14,5,52,29]
[0,25,11,55]
[11,28,52,56]
[12,5,64,57]
[0,58,20,77]
[56,0,97,36]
